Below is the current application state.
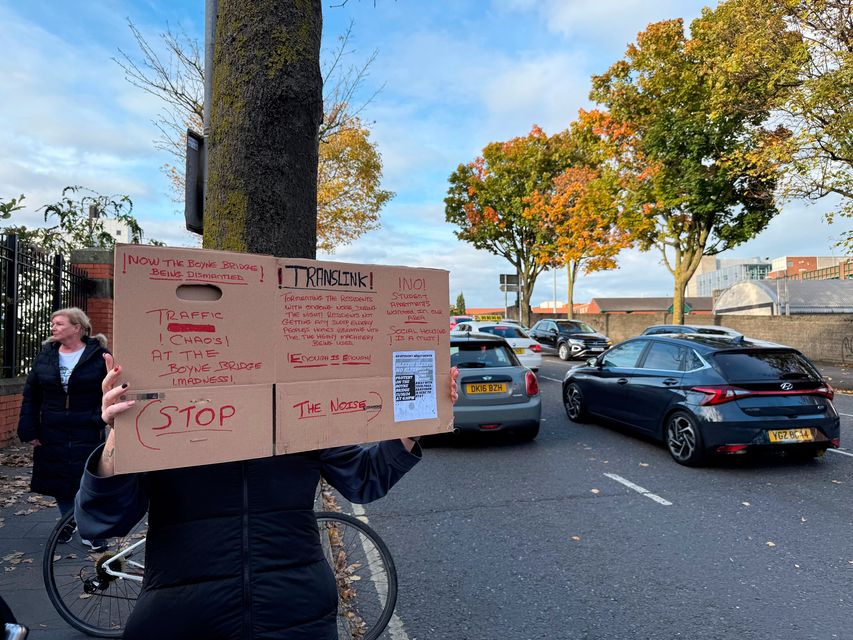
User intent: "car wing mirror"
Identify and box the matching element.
[586,357,599,367]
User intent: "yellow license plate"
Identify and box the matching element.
[768,428,814,443]
[466,383,508,394]
[513,348,526,355]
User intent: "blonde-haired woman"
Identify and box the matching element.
[17,307,109,549]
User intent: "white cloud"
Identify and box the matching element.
[0,4,174,235]
[495,0,709,58]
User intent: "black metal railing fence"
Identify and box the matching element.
[0,234,89,378]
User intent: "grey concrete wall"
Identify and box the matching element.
[530,313,853,364]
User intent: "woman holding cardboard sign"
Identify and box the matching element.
[75,353,458,640]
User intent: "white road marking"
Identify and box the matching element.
[828,448,853,458]
[604,473,673,506]
[539,376,563,383]
[350,504,411,640]
[838,412,853,418]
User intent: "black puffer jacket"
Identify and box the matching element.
[17,337,108,499]
[76,440,421,640]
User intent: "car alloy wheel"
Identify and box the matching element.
[665,411,705,467]
[563,383,588,422]
[558,343,570,360]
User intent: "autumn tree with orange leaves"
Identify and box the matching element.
[524,110,647,319]
[445,126,575,326]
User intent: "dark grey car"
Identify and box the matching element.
[451,332,541,440]
[561,334,840,466]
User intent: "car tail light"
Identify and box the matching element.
[529,343,541,353]
[525,371,539,396]
[692,386,744,405]
[692,384,835,406]
[480,424,499,430]
[831,438,840,447]
[716,444,749,454]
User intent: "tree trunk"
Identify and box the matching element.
[566,261,579,320]
[672,278,687,325]
[204,0,323,258]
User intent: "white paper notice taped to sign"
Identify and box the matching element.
[392,351,437,422]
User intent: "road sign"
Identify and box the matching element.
[500,274,519,286]
[499,284,518,292]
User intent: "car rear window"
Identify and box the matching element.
[712,351,820,383]
[451,342,518,368]
[479,325,529,339]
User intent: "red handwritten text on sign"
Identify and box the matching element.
[136,399,237,450]
[292,392,382,421]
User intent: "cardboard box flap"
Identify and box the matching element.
[114,245,277,390]
[276,370,453,454]
[276,257,450,382]
[114,384,274,474]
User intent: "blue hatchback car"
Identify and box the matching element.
[562,334,840,466]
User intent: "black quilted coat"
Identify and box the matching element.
[76,440,421,639]
[17,337,108,499]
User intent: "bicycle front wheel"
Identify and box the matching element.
[43,509,147,638]
[316,511,398,640]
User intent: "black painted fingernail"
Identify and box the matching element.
[121,383,128,388]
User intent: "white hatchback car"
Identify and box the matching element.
[452,321,542,371]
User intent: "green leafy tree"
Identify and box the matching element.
[452,292,467,315]
[693,0,852,251]
[0,194,25,220]
[590,17,793,323]
[525,111,636,319]
[445,126,575,326]
[1,186,157,258]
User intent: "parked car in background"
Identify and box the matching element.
[449,315,474,330]
[528,319,612,360]
[452,321,542,371]
[499,318,531,333]
[450,332,541,440]
[642,324,743,338]
[561,334,840,466]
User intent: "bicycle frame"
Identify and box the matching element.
[101,538,146,583]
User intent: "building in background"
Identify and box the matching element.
[767,256,851,280]
[687,255,851,298]
[585,297,713,315]
[688,257,771,297]
[100,218,131,243]
[715,280,853,315]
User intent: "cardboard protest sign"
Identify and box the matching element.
[112,245,451,473]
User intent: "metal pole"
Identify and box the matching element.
[52,254,63,312]
[3,235,18,377]
[553,268,556,317]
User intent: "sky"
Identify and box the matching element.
[0,0,846,311]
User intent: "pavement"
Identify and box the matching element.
[813,360,853,394]
[0,448,93,639]
[0,360,850,637]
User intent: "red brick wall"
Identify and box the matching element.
[75,259,114,344]
[0,387,24,447]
